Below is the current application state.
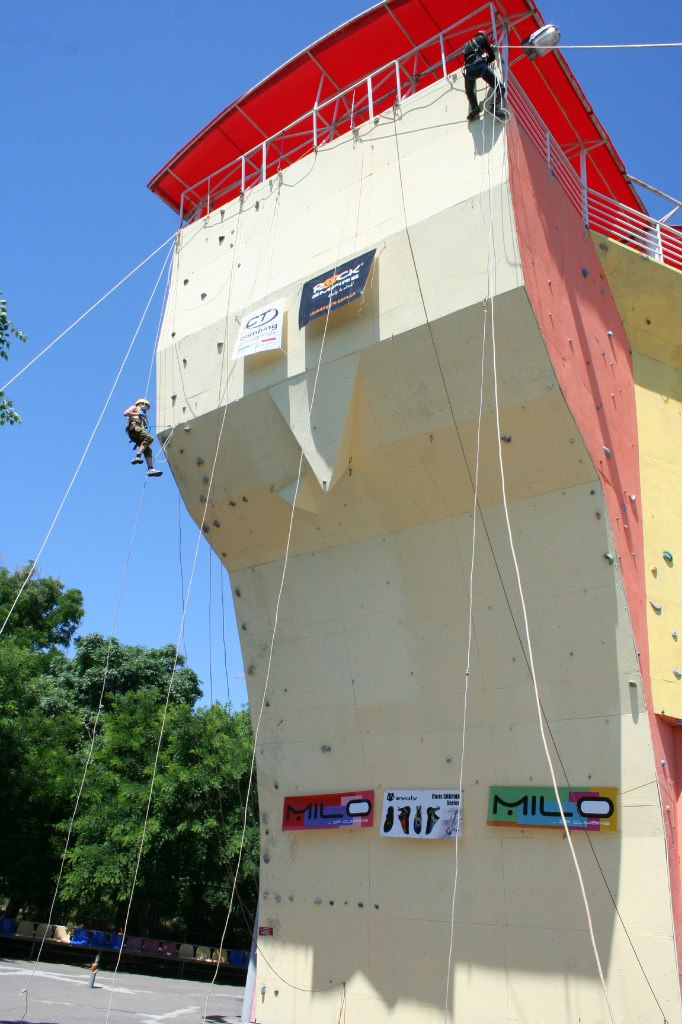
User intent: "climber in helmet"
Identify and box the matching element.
[462,30,506,121]
[124,398,162,477]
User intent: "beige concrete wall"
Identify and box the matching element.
[158,82,681,1023]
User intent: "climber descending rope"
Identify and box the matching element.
[124,397,163,477]
[462,30,507,121]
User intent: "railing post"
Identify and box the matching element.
[313,105,318,150]
[367,77,374,122]
[579,147,589,227]
[395,61,402,103]
[261,141,267,183]
[241,156,246,195]
[545,130,551,174]
[439,33,447,78]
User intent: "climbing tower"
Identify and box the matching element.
[149,1,682,1021]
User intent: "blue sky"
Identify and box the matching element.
[1,1,680,710]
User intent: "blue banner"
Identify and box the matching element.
[299,249,376,328]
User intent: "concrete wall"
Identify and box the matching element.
[157,78,681,1023]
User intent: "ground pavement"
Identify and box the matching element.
[0,958,244,1024]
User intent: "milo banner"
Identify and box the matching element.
[487,786,618,832]
[380,789,462,840]
[298,249,376,327]
[282,790,374,831]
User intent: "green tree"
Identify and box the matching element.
[60,696,258,943]
[0,292,27,425]
[0,563,84,658]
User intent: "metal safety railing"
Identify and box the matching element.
[179,10,681,275]
[507,75,682,271]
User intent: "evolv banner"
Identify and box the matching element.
[282,790,374,831]
[380,789,462,840]
[298,249,376,328]
[487,786,618,831]
[232,300,285,360]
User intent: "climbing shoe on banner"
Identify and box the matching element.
[383,806,394,833]
[398,806,411,835]
[414,805,422,835]
[426,806,440,835]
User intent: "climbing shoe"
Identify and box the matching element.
[398,806,411,835]
[131,455,143,465]
[147,468,163,477]
[383,806,394,833]
[467,103,482,121]
[414,805,422,835]
[426,806,440,836]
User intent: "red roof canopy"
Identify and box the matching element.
[149,0,643,220]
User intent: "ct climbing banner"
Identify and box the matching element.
[232,300,285,359]
[282,790,374,831]
[380,789,462,839]
[487,786,618,831]
[298,249,376,327]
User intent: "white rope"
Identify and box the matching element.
[202,137,366,1023]
[486,111,617,1023]
[18,482,149,1024]
[1,233,177,393]
[104,190,250,1024]
[0,247,173,644]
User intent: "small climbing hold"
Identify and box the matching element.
[603,446,611,458]
[628,680,637,687]
[663,550,674,565]
[595,512,601,520]
[607,330,614,337]
[581,267,589,277]
[651,566,658,576]
[314,897,321,904]
[229,500,237,507]
[629,494,636,502]
[202,524,209,533]
[651,602,662,613]
[196,456,204,466]
[672,630,678,640]
[199,494,206,503]
[603,553,614,565]
[321,744,332,752]
[501,435,512,443]
[201,292,207,300]
[673,669,682,680]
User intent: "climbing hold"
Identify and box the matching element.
[314,897,321,904]
[595,512,601,520]
[229,500,237,507]
[663,550,674,565]
[672,630,678,640]
[673,669,682,680]
[196,456,204,466]
[629,494,636,502]
[628,680,637,687]
[651,602,662,613]
[651,566,658,576]
[607,330,614,337]
[501,435,512,443]
[582,267,589,277]
[603,553,614,565]
[202,524,209,533]
[621,503,627,514]
[212,520,220,528]
[603,446,611,458]
[199,494,206,503]
[321,744,332,752]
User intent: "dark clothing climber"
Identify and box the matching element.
[462,32,506,120]
[124,398,162,477]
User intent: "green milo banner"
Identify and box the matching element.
[487,786,618,832]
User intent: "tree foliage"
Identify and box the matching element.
[0,292,27,425]
[0,563,258,945]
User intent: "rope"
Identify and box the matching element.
[0,246,173,644]
[201,135,366,1023]
[104,180,249,1024]
[15,251,173,1020]
[1,233,177,393]
[484,111,617,1024]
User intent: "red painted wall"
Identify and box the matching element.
[506,119,682,982]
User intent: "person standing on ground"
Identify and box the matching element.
[124,398,162,477]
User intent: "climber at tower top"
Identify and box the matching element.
[462,30,506,121]
[124,398,163,477]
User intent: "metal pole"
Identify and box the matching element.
[545,130,552,174]
[241,156,246,195]
[579,147,589,227]
[313,106,318,150]
[367,77,374,122]
[439,33,447,78]
[395,61,402,103]
[261,141,267,183]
